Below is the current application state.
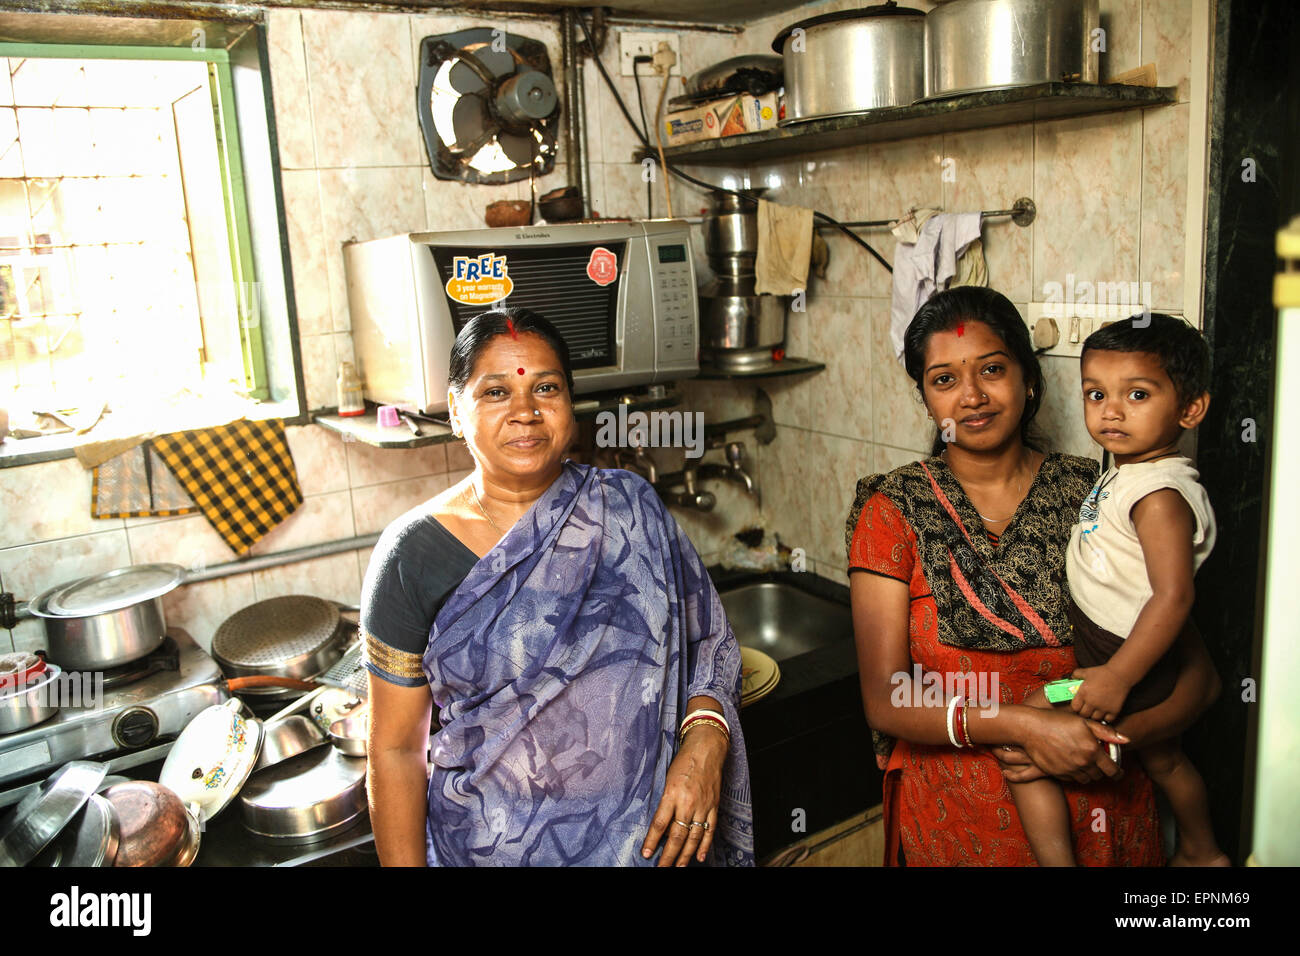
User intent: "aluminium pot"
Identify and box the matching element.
[773,2,926,123]
[29,564,184,671]
[924,0,1101,100]
[699,274,788,371]
[0,660,62,735]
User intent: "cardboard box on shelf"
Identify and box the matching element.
[663,91,781,147]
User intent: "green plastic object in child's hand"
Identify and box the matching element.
[1043,678,1084,704]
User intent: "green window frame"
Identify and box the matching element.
[0,40,269,400]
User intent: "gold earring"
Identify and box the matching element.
[1027,387,1035,400]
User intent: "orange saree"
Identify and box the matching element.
[846,454,1163,867]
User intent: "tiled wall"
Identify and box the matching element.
[663,0,1204,584]
[0,0,1204,651]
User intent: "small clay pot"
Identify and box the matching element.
[484,200,532,227]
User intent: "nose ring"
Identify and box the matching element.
[533,409,541,416]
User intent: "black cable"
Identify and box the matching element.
[575,8,892,275]
[632,57,653,218]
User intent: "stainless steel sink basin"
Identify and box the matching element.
[719,581,853,663]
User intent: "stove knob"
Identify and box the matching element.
[113,706,159,749]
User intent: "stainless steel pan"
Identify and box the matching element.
[239,745,368,843]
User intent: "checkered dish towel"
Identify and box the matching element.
[150,419,303,554]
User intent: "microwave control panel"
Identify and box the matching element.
[650,240,696,369]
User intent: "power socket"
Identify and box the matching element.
[619,31,681,76]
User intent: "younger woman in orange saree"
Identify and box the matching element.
[847,288,1220,866]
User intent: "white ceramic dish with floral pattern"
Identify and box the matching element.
[159,698,264,823]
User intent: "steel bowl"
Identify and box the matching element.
[30,793,120,867]
[256,715,328,773]
[0,761,108,866]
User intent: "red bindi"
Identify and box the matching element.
[956,322,965,336]
[517,368,525,375]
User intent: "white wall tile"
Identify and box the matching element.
[1,529,132,600]
[345,440,448,488]
[302,9,423,168]
[280,169,330,337]
[351,473,451,536]
[264,8,316,170]
[0,457,113,549]
[318,165,427,331]
[285,424,350,496]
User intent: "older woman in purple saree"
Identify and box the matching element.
[361,308,753,867]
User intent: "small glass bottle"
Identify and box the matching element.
[337,361,365,417]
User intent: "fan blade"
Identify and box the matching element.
[497,130,535,167]
[447,46,516,95]
[451,93,490,150]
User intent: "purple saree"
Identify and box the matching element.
[421,461,754,866]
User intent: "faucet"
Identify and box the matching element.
[697,442,760,507]
[614,445,657,485]
[655,463,716,511]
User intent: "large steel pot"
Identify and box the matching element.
[773,2,926,123]
[29,564,184,670]
[924,0,1101,99]
[699,274,788,371]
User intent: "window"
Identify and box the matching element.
[0,29,302,467]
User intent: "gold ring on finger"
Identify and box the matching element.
[673,819,690,829]
[689,821,705,828]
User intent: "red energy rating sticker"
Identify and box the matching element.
[586,246,618,287]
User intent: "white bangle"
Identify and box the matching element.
[680,708,729,737]
[945,695,961,748]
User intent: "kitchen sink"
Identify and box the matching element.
[710,569,876,863]
[718,580,854,663]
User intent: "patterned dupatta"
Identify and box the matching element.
[422,461,753,867]
[844,453,1100,652]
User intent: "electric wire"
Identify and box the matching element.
[575,8,893,274]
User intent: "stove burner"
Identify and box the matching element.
[96,637,181,691]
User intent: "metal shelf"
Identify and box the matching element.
[640,83,1177,166]
[695,356,825,380]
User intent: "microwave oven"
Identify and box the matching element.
[342,219,698,415]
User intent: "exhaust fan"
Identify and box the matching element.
[417,28,560,184]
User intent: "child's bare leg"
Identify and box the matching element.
[1138,739,1230,867]
[1006,686,1076,866]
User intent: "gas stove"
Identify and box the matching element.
[0,628,225,806]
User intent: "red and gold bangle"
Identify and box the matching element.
[952,695,970,748]
[680,712,730,742]
[960,698,972,747]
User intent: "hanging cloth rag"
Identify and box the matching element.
[889,212,985,362]
[754,198,814,296]
[92,444,198,520]
[150,418,303,554]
